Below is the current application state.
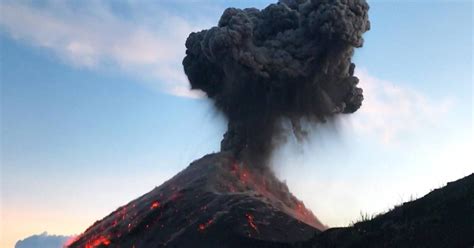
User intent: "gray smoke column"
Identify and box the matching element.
[183,0,370,167]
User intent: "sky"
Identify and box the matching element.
[0,0,472,247]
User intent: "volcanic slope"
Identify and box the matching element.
[67,152,324,248]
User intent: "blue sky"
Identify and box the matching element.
[1,1,472,247]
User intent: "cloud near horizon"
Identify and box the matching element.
[0,0,211,98]
[15,232,72,248]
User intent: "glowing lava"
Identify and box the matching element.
[63,236,79,247]
[85,236,111,248]
[198,219,214,232]
[227,161,324,230]
[150,201,160,209]
[245,213,259,234]
[67,153,324,248]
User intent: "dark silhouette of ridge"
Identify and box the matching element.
[304,173,474,248]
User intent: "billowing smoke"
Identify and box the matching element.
[183,0,370,167]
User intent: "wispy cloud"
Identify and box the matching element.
[0,1,213,98]
[0,1,454,125]
[349,69,453,143]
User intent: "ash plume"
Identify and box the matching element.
[183,0,370,167]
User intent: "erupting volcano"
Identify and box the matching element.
[68,153,325,248]
[68,0,370,247]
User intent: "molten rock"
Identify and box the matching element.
[67,153,324,248]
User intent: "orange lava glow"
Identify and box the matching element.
[230,162,272,198]
[229,161,322,230]
[150,201,160,209]
[245,213,259,233]
[63,236,79,247]
[84,236,111,248]
[232,162,251,184]
[198,219,214,232]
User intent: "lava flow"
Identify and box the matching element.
[85,236,111,248]
[150,201,160,210]
[245,213,259,236]
[198,219,214,232]
[67,152,324,248]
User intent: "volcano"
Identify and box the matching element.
[67,152,325,248]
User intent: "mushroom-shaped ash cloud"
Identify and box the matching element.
[183,0,370,167]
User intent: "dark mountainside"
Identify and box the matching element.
[67,152,325,248]
[67,154,473,248]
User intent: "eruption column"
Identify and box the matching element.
[183,0,370,167]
